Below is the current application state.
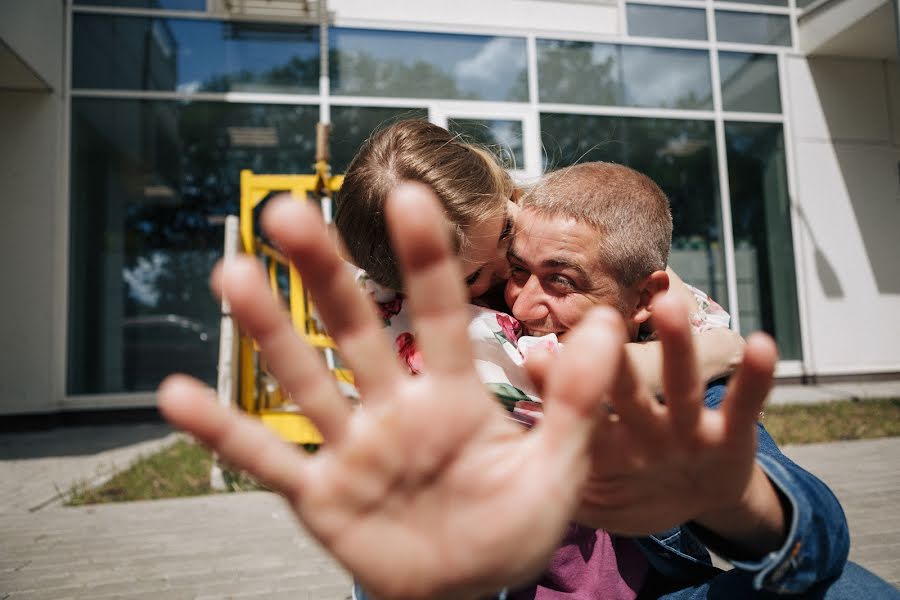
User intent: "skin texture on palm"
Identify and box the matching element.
[158,183,624,600]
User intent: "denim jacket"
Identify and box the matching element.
[633,383,851,595]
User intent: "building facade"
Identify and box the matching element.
[0,0,897,415]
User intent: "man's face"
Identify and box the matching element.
[504,208,632,340]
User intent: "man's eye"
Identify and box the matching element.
[465,268,483,286]
[550,275,575,290]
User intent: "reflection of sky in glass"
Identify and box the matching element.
[73,15,319,93]
[626,4,708,40]
[719,52,781,113]
[331,28,528,101]
[448,118,524,168]
[715,12,792,46]
[538,40,711,109]
[622,46,712,109]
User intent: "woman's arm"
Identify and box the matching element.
[626,325,745,395]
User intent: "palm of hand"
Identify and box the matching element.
[159,185,622,600]
[297,378,575,600]
[577,406,757,536]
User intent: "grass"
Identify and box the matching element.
[66,438,264,506]
[66,399,900,505]
[763,398,900,446]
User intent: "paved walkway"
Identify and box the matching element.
[0,424,897,598]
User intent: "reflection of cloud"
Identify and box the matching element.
[123,252,169,307]
[177,80,201,94]
[454,37,526,97]
[657,133,709,158]
[622,47,711,109]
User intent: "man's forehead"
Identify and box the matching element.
[511,210,594,258]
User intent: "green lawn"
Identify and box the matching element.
[66,438,263,506]
[67,398,900,505]
[763,398,900,445]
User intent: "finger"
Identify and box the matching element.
[158,375,308,501]
[219,255,351,441]
[606,327,667,441]
[722,332,778,436]
[539,307,626,451]
[524,347,553,397]
[262,198,405,399]
[653,291,704,430]
[386,182,475,375]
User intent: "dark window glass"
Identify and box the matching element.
[73,14,319,93]
[330,28,529,102]
[726,122,801,359]
[68,98,318,394]
[74,0,206,9]
[715,11,792,46]
[329,106,429,173]
[448,118,524,169]
[720,52,781,113]
[537,40,713,109]
[626,4,708,41]
[540,114,728,307]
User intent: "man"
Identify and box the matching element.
[158,180,895,599]
[504,162,889,597]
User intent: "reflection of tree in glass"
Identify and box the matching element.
[330,106,429,173]
[198,55,320,94]
[539,114,726,301]
[331,50,478,100]
[537,41,619,105]
[123,101,319,323]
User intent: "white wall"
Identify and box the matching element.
[329,0,619,36]
[787,55,900,375]
[0,1,65,414]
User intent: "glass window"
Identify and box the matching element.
[725,122,801,359]
[719,52,781,113]
[537,40,713,110]
[448,118,525,169]
[626,4,708,41]
[73,14,319,93]
[68,98,318,394]
[74,0,206,9]
[540,114,728,306]
[715,11,792,46]
[716,0,787,6]
[329,106,429,173]
[330,28,528,102]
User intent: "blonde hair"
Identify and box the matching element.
[521,162,672,287]
[335,120,513,289]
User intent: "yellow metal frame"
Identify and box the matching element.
[237,162,349,445]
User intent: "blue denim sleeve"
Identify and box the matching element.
[694,383,850,594]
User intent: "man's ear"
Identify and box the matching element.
[631,269,670,326]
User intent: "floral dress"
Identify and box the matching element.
[358,270,729,427]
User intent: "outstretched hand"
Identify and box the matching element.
[158,183,624,600]
[569,293,783,557]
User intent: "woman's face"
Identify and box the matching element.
[459,200,518,299]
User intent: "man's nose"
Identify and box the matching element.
[510,275,547,321]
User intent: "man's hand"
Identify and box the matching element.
[572,292,784,558]
[158,183,622,600]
